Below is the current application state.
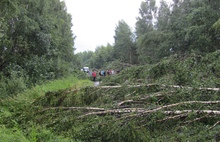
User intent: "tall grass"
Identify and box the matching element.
[0,126,29,142]
[0,125,77,142]
[15,74,93,103]
[0,74,92,142]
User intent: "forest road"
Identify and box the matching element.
[94,81,100,86]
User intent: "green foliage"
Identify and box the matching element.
[77,51,94,67]
[157,0,170,31]
[0,126,29,142]
[0,70,27,98]
[91,44,114,69]
[0,75,92,141]
[77,44,115,69]
[173,67,191,85]
[27,124,73,142]
[149,57,174,79]
[0,0,78,97]
[78,0,218,68]
[134,0,220,64]
[114,20,138,64]
[213,19,220,32]
[102,65,152,85]
[76,118,150,142]
[17,74,93,102]
[0,124,73,142]
[0,51,220,141]
[136,0,156,37]
[1,0,220,141]
[103,51,220,88]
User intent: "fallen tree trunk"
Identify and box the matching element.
[78,108,146,118]
[79,108,220,118]
[124,100,220,118]
[79,101,220,118]
[164,110,220,115]
[96,83,220,91]
[161,84,220,91]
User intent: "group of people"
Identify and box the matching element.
[90,69,120,81]
[98,69,115,76]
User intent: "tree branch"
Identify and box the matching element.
[78,108,145,118]
[40,106,105,113]
[183,113,209,124]
[117,100,144,106]
[209,121,220,130]
[164,110,220,115]
[161,84,220,91]
[157,113,189,123]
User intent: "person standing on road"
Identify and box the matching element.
[92,70,97,81]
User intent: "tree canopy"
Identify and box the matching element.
[0,0,77,95]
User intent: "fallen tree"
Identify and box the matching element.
[77,101,220,118]
[97,83,220,91]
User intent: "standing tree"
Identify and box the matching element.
[136,0,159,64]
[135,0,157,38]
[91,44,114,69]
[167,0,220,54]
[156,0,171,31]
[113,20,137,64]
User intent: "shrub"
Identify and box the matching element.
[0,71,27,98]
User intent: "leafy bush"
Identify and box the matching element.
[0,125,74,142]
[0,71,27,98]
[0,126,29,142]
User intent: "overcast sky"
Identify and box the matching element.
[64,0,172,53]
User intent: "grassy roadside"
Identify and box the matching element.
[16,74,93,102]
[0,74,93,142]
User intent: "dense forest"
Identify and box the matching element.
[0,0,220,141]
[0,0,80,96]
